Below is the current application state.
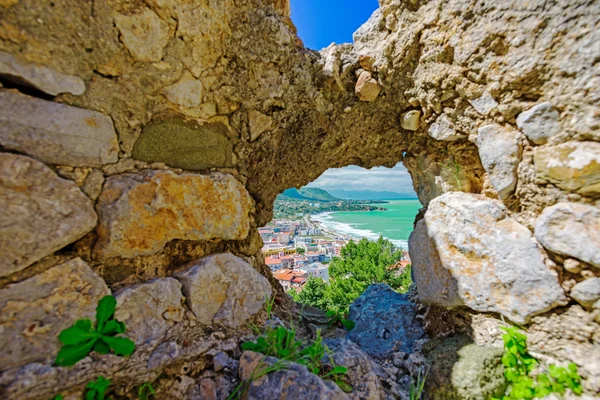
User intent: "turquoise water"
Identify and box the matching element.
[311,200,422,250]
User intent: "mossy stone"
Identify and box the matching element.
[132,119,235,170]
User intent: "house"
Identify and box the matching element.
[298,262,329,282]
[273,269,307,291]
[265,256,284,272]
[294,236,312,249]
[306,251,325,263]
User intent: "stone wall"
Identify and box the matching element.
[0,0,598,398]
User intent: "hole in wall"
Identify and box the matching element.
[259,162,420,306]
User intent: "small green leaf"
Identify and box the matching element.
[102,319,125,335]
[74,319,94,332]
[95,296,117,332]
[329,366,348,375]
[101,336,136,356]
[93,340,110,354]
[58,326,98,346]
[55,339,97,366]
[336,381,353,393]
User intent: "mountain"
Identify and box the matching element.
[280,187,339,202]
[326,189,417,200]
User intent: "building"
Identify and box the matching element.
[306,251,325,263]
[298,262,329,282]
[276,231,291,245]
[265,256,284,271]
[273,269,307,291]
[294,236,312,249]
[262,244,296,257]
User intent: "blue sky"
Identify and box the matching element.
[307,163,415,194]
[290,0,379,50]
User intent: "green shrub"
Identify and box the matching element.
[137,382,156,400]
[55,295,136,367]
[85,376,111,400]
[494,326,583,399]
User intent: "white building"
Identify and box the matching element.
[294,236,312,249]
[298,262,329,282]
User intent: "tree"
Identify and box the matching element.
[296,247,305,254]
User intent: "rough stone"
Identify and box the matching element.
[535,202,600,268]
[468,91,498,116]
[248,110,274,141]
[425,335,507,400]
[563,259,583,274]
[414,192,566,324]
[81,169,105,200]
[163,70,203,108]
[0,154,97,277]
[516,102,561,145]
[213,351,230,372]
[355,70,380,102]
[114,9,170,63]
[570,278,600,308]
[0,91,119,167]
[324,339,389,400]
[238,351,350,400]
[175,253,270,328]
[409,220,463,307]
[347,284,425,359]
[0,258,110,371]
[113,278,184,345]
[428,114,466,141]
[0,51,85,96]
[401,110,421,131]
[131,119,235,170]
[534,141,600,197]
[94,171,252,259]
[477,123,522,200]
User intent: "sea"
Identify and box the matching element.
[311,199,422,250]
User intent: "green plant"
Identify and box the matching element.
[55,295,136,367]
[227,358,289,400]
[138,382,156,400]
[494,326,583,399]
[241,327,352,393]
[85,376,111,400]
[409,366,429,400]
[326,309,355,330]
[49,395,64,400]
[264,293,276,320]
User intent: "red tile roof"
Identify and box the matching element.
[265,257,283,265]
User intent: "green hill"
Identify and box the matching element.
[280,187,339,202]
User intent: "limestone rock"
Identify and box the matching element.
[163,70,203,108]
[248,110,274,141]
[114,278,184,345]
[324,339,389,400]
[516,102,561,145]
[409,220,463,307]
[563,259,583,274]
[0,154,97,277]
[347,284,424,359]
[535,202,600,268]
[114,9,170,63]
[425,335,507,400]
[238,351,350,400]
[570,278,600,308]
[401,110,421,131]
[175,253,270,328]
[0,91,119,167]
[428,114,466,141]
[132,119,235,170]
[469,91,498,116]
[94,171,252,259]
[415,192,566,324]
[0,51,85,96]
[0,258,109,371]
[534,141,600,197]
[477,123,522,200]
[81,169,105,200]
[355,70,380,102]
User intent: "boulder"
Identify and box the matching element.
[94,171,252,259]
[534,141,600,197]
[0,51,85,96]
[412,192,566,324]
[425,335,507,400]
[0,258,110,371]
[535,202,600,268]
[114,278,184,345]
[477,123,522,200]
[175,253,270,328]
[0,154,97,277]
[516,102,561,145]
[347,284,424,359]
[238,351,350,400]
[570,278,600,308]
[0,91,118,167]
[355,71,381,102]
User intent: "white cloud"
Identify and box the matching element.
[306,163,415,193]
